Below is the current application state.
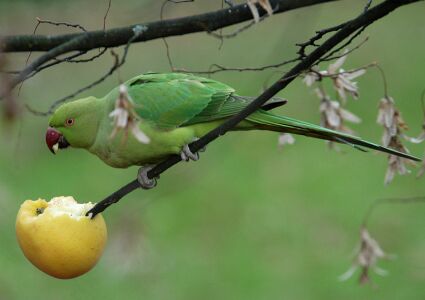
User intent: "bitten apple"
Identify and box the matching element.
[16,196,107,279]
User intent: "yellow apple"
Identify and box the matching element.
[16,196,107,279]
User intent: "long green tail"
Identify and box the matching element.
[247,110,420,162]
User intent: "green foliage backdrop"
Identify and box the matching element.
[0,1,425,299]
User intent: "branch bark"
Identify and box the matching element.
[1,0,337,53]
[87,0,423,217]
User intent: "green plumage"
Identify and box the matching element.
[48,72,419,168]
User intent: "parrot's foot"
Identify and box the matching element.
[137,165,157,189]
[180,138,206,162]
[180,144,199,161]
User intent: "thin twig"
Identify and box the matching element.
[163,38,175,71]
[208,16,262,39]
[224,0,235,7]
[103,0,112,31]
[296,22,347,59]
[217,0,225,49]
[208,2,279,40]
[21,49,108,84]
[51,51,87,62]
[159,0,195,71]
[296,0,373,60]
[0,70,20,74]
[362,196,425,227]
[19,37,105,88]
[375,64,388,98]
[185,38,367,76]
[52,47,108,63]
[320,26,367,61]
[4,17,89,98]
[26,27,145,116]
[36,17,87,32]
[175,57,299,74]
[17,20,42,96]
[307,62,376,80]
[318,36,369,62]
[2,23,147,99]
[364,0,373,12]
[25,51,119,116]
[0,53,18,121]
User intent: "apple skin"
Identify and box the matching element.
[16,197,107,279]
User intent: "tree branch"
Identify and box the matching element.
[87,0,423,218]
[0,0,341,98]
[1,0,337,53]
[27,26,144,116]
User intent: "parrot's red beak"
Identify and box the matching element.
[46,127,69,154]
[46,127,61,154]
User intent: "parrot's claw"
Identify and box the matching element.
[137,165,157,189]
[180,144,199,162]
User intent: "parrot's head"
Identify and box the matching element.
[46,97,102,154]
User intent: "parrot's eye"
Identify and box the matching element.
[65,118,75,127]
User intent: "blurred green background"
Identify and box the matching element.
[1,0,425,299]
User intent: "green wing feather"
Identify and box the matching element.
[248,111,420,161]
[125,73,235,129]
[121,72,419,161]
[125,72,284,127]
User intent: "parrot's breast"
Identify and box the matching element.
[89,122,199,168]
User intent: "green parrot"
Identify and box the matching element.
[46,72,419,188]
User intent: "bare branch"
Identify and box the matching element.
[362,196,425,227]
[364,0,373,12]
[0,54,19,121]
[0,70,20,74]
[158,0,195,71]
[16,20,42,96]
[1,0,339,53]
[307,62,376,80]
[0,0,342,98]
[26,27,145,116]
[25,51,120,116]
[0,24,148,99]
[180,37,368,76]
[320,25,368,61]
[375,63,389,97]
[35,17,87,32]
[175,57,299,74]
[207,7,271,40]
[19,48,108,85]
[318,36,369,62]
[52,48,108,63]
[296,22,347,59]
[224,0,235,7]
[15,17,94,92]
[103,0,112,31]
